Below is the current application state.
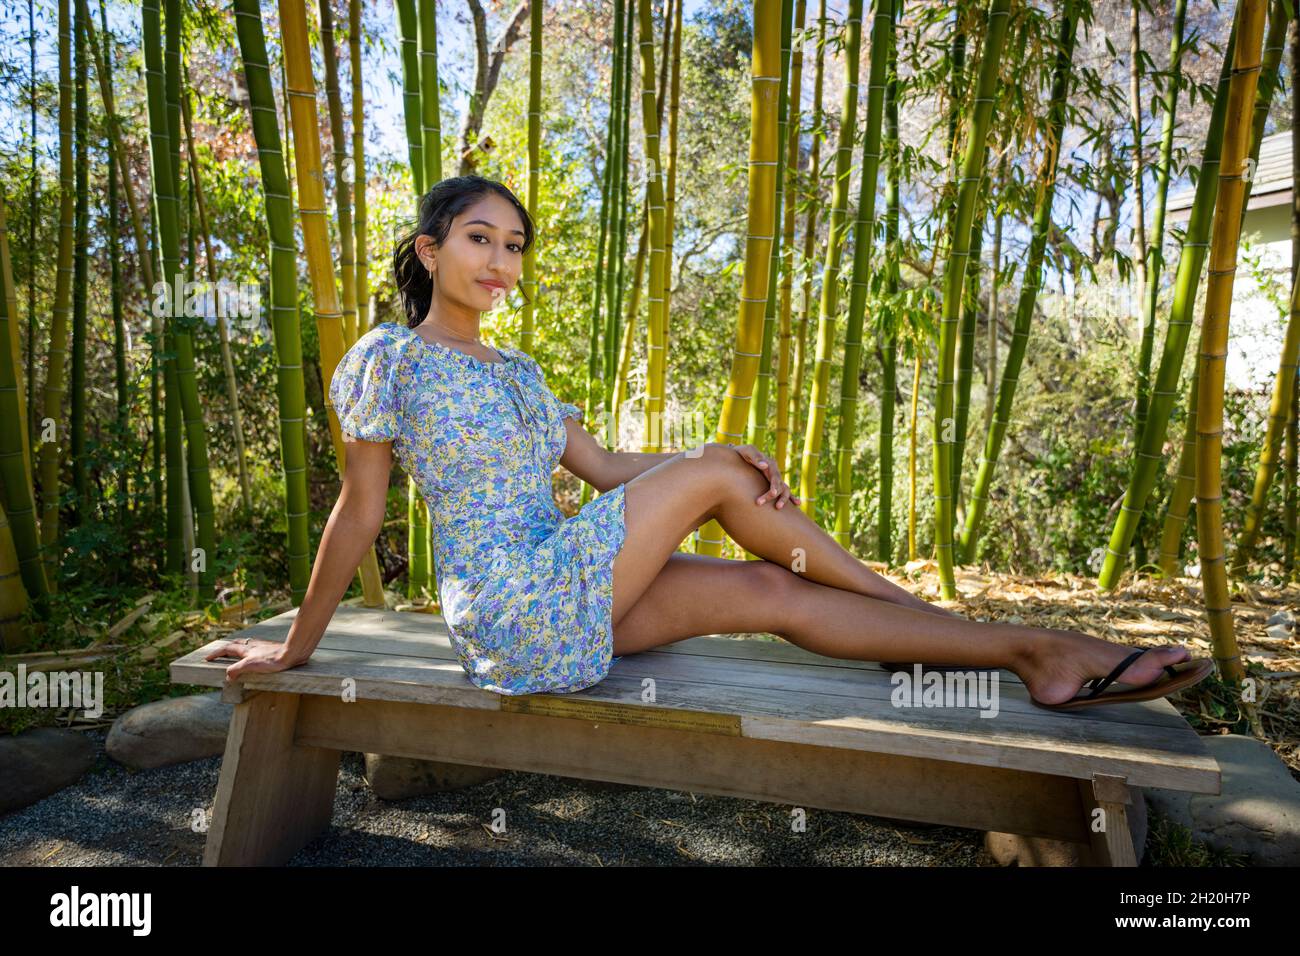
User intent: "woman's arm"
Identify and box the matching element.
[599,449,681,487]
[206,437,396,676]
[558,416,680,492]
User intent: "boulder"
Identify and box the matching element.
[0,727,97,814]
[106,692,232,769]
[363,753,504,799]
[1144,733,1300,865]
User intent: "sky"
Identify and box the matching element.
[0,0,730,176]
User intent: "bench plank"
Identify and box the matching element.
[171,606,1219,793]
[291,695,1098,843]
[227,605,1199,733]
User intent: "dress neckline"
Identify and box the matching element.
[400,322,515,370]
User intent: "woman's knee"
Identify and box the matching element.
[742,560,802,632]
[702,443,768,505]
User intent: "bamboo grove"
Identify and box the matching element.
[0,0,1298,708]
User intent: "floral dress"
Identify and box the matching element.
[328,321,628,695]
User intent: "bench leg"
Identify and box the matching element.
[203,691,341,866]
[1077,773,1138,867]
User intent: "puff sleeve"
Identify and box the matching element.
[329,326,403,443]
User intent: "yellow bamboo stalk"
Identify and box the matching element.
[277,0,385,607]
[349,0,369,334]
[695,0,783,556]
[1195,0,1268,685]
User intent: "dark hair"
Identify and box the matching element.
[393,175,536,328]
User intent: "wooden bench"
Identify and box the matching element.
[170,604,1221,866]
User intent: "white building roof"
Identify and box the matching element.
[1165,129,1293,223]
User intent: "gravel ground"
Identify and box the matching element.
[0,729,995,866]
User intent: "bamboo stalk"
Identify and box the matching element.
[1194,0,1268,684]
[276,0,386,607]
[696,0,784,556]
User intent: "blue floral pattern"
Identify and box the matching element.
[328,321,627,695]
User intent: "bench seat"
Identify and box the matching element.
[170,605,1220,866]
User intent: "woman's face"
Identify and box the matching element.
[416,193,526,314]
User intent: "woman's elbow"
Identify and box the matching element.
[567,450,616,494]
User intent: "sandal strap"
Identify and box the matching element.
[1084,649,1147,700]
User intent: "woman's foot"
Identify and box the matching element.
[1013,631,1194,707]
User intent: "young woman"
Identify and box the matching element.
[209,175,1213,711]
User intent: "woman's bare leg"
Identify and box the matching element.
[609,444,1193,704]
[612,443,930,623]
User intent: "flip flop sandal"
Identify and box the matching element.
[878,661,1000,674]
[1029,649,1215,712]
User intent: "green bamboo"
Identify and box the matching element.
[958,0,1079,566]
[1156,340,1200,576]
[96,0,127,516]
[589,0,623,453]
[147,0,217,599]
[231,0,313,601]
[71,0,89,523]
[1288,15,1300,579]
[394,0,439,602]
[604,0,635,427]
[418,0,442,188]
[25,0,38,483]
[775,0,808,477]
[0,192,49,610]
[183,75,254,515]
[1152,5,1286,580]
[165,0,182,205]
[521,0,542,354]
[602,0,632,421]
[877,0,901,563]
[637,0,670,458]
[1134,0,1189,449]
[831,0,893,547]
[933,0,1011,598]
[1097,8,1239,590]
[661,0,683,438]
[38,0,77,591]
[788,0,828,494]
[796,0,864,521]
[952,143,991,517]
[394,0,423,194]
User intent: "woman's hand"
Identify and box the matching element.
[728,443,800,509]
[205,638,305,682]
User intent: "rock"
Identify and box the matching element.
[363,753,504,799]
[985,789,1149,866]
[0,727,98,814]
[1144,733,1300,865]
[106,692,233,769]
